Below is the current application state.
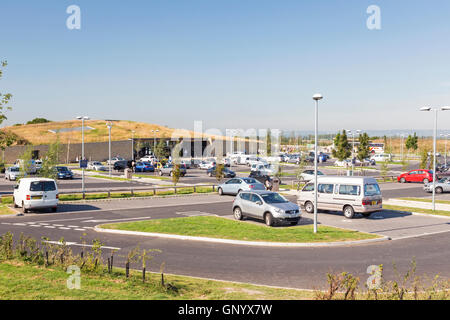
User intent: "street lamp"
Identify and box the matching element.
[106,121,113,177]
[151,129,159,154]
[420,106,450,211]
[131,130,135,161]
[76,116,89,194]
[312,93,323,234]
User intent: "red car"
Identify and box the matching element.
[397,170,433,184]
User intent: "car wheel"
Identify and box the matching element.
[218,187,223,196]
[400,177,406,183]
[305,201,314,214]
[436,187,443,194]
[343,205,355,219]
[264,213,274,227]
[423,179,430,184]
[233,207,243,220]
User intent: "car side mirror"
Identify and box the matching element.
[14,185,19,189]
[256,201,262,205]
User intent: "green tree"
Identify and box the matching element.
[332,130,351,161]
[405,133,418,152]
[18,147,34,178]
[380,160,389,178]
[357,133,370,164]
[26,118,51,125]
[0,60,13,125]
[172,164,181,186]
[39,139,60,180]
[266,129,272,156]
[420,149,429,169]
[154,138,169,161]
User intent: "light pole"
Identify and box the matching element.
[76,116,89,194]
[106,121,113,177]
[312,93,323,234]
[400,133,405,161]
[151,129,159,154]
[420,106,450,211]
[131,130,135,161]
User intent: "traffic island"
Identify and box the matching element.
[96,216,387,247]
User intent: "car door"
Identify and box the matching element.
[223,179,240,194]
[317,183,335,210]
[43,180,58,205]
[407,171,418,182]
[246,193,263,218]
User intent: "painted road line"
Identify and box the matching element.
[44,226,56,229]
[82,216,152,223]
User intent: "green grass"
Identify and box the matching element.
[383,205,450,217]
[0,205,15,215]
[133,174,171,181]
[398,197,450,205]
[0,260,314,300]
[102,216,379,243]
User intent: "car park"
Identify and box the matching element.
[424,178,450,193]
[232,190,301,226]
[13,178,59,213]
[297,176,383,219]
[206,166,236,178]
[398,170,433,184]
[5,166,22,181]
[87,161,108,171]
[299,170,325,181]
[217,178,266,196]
[159,164,186,177]
[53,166,74,179]
[135,162,155,172]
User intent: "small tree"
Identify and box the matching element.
[215,163,225,183]
[266,129,272,156]
[172,164,181,186]
[380,160,389,179]
[39,139,60,180]
[357,133,370,164]
[406,133,419,154]
[332,130,351,161]
[18,147,34,179]
[420,149,429,169]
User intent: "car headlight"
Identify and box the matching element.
[273,207,284,214]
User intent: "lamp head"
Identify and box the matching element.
[313,93,323,101]
[420,107,432,112]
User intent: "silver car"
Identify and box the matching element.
[232,191,301,226]
[217,178,266,196]
[424,178,450,193]
[5,166,22,181]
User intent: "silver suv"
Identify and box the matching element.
[232,191,301,226]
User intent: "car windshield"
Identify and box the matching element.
[260,193,288,204]
[57,167,69,172]
[10,167,19,172]
[364,184,381,196]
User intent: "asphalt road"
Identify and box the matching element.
[1,195,449,290]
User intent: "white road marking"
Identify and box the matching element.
[74,229,86,231]
[58,227,71,230]
[82,216,151,223]
[44,226,55,229]
[32,217,94,223]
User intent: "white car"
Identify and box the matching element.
[334,159,352,167]
[140,155,157,162]
[13,178,59,213]
[250,163,276,175]
[87,161,108,171]
[199,161,216,170]
[299,170,325,181]
[107,157,125,165]
[370,154,393,162]
[5,166,22,181]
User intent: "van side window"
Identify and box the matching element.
[318,184,334,194]
[302,183,314,192]
[339,185,360,196]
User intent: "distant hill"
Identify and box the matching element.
[1,120,251,145]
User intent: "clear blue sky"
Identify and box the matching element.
[1,0,450,133]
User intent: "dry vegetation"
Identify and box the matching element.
[1,120,251,145]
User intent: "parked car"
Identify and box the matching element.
[354,158,376,166]
[397,170,433,184]
[159,164,186,177]
[232,191,301,226]
[53,166,74,180]
[107,157,126,165]
[217,178,266,196]
[424,178,450,193]
[5,166,22,181]
[370,154,393,162]
[87,161,108,171]
[14,159,37,174]
[13,178,59,213]
[248,171,274,189]
[199,161,216,170]
[139,155,157,163]
[297,176,383,219]
[299,170,325,181]
[250,163,276,175]
[135,162,155,172]
[334,159,352,167]
[35,159,42,171]
[206,166,236,178]
[113,160,131,171]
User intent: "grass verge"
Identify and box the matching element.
[0,259,314,300]
[101,216,380,243]
[398,197,450,205]
[383,205,450,217]
[0,205,15,215]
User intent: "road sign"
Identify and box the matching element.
[79,160,88,168]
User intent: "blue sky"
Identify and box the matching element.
[1,0,450,133]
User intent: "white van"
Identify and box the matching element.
[13,178,59,213]
[296,176,382,219]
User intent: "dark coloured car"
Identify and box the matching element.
[206,166,236,178]
[113,160,131,171]
[54,166,73,179]
[248,171,276,189]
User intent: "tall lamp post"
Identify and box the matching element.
[76,116,89,194]
[106,121,113,177]
[312,93,323,234]
[420,106,450,211]
[151,129,159,154]
[131,130,135,161]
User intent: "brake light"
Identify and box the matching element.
[249,185,255,189]
[362,199,371,206]
[56,194,59,199]
[26,195,31,200]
